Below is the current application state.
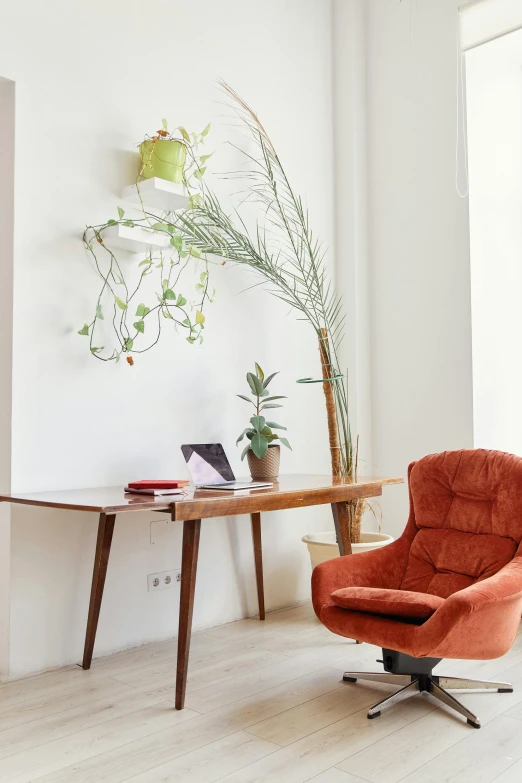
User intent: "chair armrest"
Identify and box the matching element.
[413,557,522,659]
[311,534,412,619]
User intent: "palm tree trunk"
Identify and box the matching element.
[318,329,354,552]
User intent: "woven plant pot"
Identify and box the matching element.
[247,444,280,480]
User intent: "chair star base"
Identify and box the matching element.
[343,649,514,729]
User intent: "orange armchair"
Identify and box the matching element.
[312,449,522,728]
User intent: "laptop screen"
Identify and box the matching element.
[181,443,236,485]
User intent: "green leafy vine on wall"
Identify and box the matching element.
[79,120,214,364]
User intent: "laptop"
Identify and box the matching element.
[181,443,273,491]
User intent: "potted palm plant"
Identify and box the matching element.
[175,83,394,558]
[236,363,291,480]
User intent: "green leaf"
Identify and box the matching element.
[177,126,190,142]
[263,371,279,388]
[182,318,191,326]
[259,389,269,398]
[200,271,208,283]
[162,279,169,291]
[262,396,286,402]
[195,310,205,325]
[279,437,292,450]
[139,258,152,267]
[134,320,145,333]
[265,421,287,430]
[152,222,169,231]
[247,372,263,396]
[107,219,117,226]
[90,346,103,354]
[176,294,187,307]
[240,443,251,461]
[123,220,134,227]
[251,433,269,459]
[78,324,89,336]
[188,194,202,210]
[193,167,206,180]
[236,428,254,445]
[201,122,211,137]
[161,118,168,131]
[117,206,125,219]
[237,394,255,405]
[124,338,133,351]
[170,235,183,250]
[261,404,283,410]
[255,363,264,382]
[167,224,176,234]
[261,426,273,438]
[95,304,104,320]
[250,415,266,432]
[199,152,213,164]
[189,245,201,258]
[186,336,196,344]
[114,295,127,311]
[135,303,150,317]
[164,288,176,300]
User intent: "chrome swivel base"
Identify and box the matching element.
[343,669,513,729]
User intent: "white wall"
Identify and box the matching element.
[0,0,336,677]
[364,0,474,536]
[466,29,522,453]
[332,0,373,477]
[0,77,15,677]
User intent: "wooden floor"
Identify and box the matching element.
[2,605,522,783]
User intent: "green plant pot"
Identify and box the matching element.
[139,139,187,184]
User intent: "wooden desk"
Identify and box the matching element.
[0,474,402,709]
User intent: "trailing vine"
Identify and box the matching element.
[78,120,214,364]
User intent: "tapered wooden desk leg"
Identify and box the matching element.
[82,512,116,670]
[251,512,265,620]
[331,502,353,556]
[175,518,201,710]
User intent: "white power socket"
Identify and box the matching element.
[147,569,181,592]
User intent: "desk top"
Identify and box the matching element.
[0,475,403,517]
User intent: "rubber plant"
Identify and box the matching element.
[173,83,366,552]
[78,120,214,364]
[236,363,291,461]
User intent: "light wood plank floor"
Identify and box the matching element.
[2,604,522,782]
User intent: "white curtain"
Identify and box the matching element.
[460,0,522,51]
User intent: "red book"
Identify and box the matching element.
[128,480,190,490]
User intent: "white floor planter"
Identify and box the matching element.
[302,531,394,569]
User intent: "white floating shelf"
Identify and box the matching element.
[102,224,170,254]
[121,177,190,212]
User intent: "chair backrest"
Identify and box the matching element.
[400,449,522,598]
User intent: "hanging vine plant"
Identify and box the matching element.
[78,120,214,364]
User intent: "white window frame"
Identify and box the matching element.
[460,0,522,52]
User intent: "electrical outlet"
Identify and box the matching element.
[147,569,180,592]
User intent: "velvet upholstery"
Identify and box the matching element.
[312,449,522,660]
[331,586,445,619]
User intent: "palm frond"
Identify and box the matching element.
[175,83,353,475]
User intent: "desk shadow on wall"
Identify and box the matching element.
[224,510,306,620]
[9,504,90,678]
